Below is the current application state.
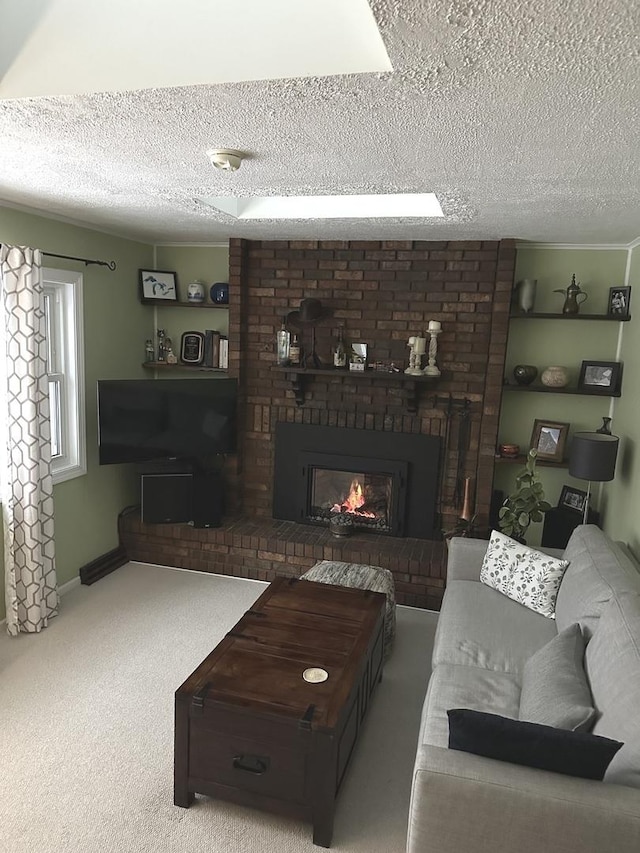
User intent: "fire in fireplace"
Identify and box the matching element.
[308,468,393,532]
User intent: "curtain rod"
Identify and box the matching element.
[43,252,117,271]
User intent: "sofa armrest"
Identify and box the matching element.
[407,744,640,853]
[446,537,489,581]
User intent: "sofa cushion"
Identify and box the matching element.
[585,592,640,788]
[433,580,556,676]
[519,623,595,732]
[418,663,521,749]
[556,525,640,637]
[480,531,570,618]
[448,709,623,781]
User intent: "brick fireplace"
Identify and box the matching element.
[122,238,514,608]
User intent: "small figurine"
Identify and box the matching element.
[157,329,166,361]
[145,339,154,363]
[164,337,177,364]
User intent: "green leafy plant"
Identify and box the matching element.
[498,449,551,542]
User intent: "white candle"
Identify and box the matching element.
[413,336,426,354]
[428,320,441,332]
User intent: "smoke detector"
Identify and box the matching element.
[206,148,244,172]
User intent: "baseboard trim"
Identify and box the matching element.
[79,546,128,585]
[0,574,83,629]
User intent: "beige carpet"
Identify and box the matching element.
[0,562,437,853]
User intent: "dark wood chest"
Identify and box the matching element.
[174,576,386,847]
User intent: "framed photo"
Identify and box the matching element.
[607,286,631,318]
[139,269,178,304]
[530,419,569,463]
[558,484,587,514]
[577,360,622,395]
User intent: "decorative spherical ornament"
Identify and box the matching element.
[541,365,569,388]
[210,282,229,304]
[513,364,538,386]
[187,281,205,303]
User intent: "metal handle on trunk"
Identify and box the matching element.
[232,754,270,775]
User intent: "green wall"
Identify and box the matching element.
[495,246,629,546]
[0,205,153,621]
[605,244,640,557]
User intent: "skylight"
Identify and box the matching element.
[199,194,444,220]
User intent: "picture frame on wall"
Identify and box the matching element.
[577,360,622,395]
[530,419,570,463]
[558,485,588,514]
[607,285,631,318]
[138,269,178,304]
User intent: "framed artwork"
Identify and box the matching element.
[577,360,622,395]
[139,269,178,304]
[530,419,570,463]
[558,485,587,514]
[607,286,631,318]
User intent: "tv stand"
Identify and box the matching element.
[140,462,223,528]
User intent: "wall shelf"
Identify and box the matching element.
[154,301,229,309]
[509,312,630,321]
[142,361,227,373]
[494,454,569,469]
[503,383,621,398]
[271,365,440,412]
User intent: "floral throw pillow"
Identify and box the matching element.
[480,530,570,619]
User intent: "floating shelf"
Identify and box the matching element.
[494,454,569,469]
[502,383,621,398]
[154,302,229,309]
[142,361,227,373]
[509,312,630,321]
[271,366,440,412]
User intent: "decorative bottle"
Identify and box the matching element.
[145,339,154,363]
[289,334,301,366]
[276,317,290,366]
[333,327,347,368]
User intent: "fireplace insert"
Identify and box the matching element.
[273,423,441,539]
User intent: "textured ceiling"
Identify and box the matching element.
[0,0,639,245]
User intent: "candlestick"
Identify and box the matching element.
[424,328,441,376]
[405,335,427,375]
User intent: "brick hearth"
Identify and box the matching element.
[122,238,515,610]
[122,514,446,609]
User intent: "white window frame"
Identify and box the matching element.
[43,268,86,484]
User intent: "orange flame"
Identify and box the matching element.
[331,479,376,518]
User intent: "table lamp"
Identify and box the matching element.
[568,432,619,525]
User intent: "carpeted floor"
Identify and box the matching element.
[0,563,437,853]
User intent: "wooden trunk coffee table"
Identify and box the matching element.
[174,575,386,847]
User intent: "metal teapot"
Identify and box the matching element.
[554,274,588,314]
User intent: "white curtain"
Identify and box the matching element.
[0,245,58,635]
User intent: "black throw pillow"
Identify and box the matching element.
[447,709,623,781]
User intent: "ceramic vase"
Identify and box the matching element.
[513,364,538,386]
[541,365,569,388]
[187,281,205,303]
[210,282,229,304]
[516,279,537,313]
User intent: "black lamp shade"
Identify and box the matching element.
[569,432,619,482]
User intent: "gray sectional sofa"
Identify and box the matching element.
[408,525,640,853]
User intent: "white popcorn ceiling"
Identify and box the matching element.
[0,0,638,245]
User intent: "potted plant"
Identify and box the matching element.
[498,449,551,542]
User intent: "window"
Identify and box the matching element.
[43,268,86,483]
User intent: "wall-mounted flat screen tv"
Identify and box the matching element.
[97,378,237,465]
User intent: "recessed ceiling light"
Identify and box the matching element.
[199,193,444,219]
[206,149,244,172]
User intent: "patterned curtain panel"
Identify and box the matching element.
[0,245,58,635]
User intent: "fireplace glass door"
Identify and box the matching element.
[308,468,394,533]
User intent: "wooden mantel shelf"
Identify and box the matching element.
[271,365,440,412]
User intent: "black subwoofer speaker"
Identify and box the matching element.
[141,472,193,524]
[191,470,223,529]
